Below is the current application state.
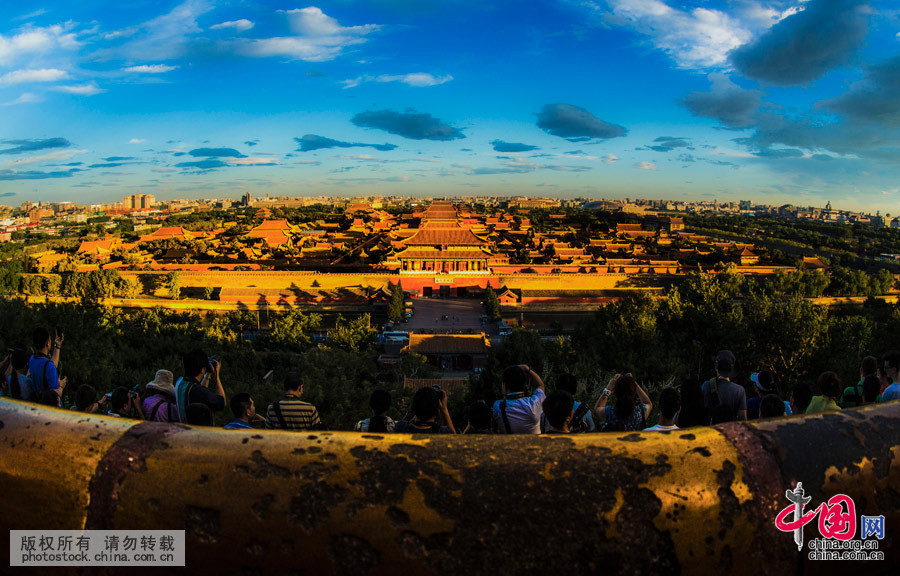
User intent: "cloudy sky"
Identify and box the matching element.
[1,0,900,212]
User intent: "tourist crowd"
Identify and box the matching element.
[2,327,898,434]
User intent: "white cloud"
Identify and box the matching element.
[210,19,254,32]
[239,7,379,61]
[283,7,378,37]
[0,68,68,84]
[99,0,213,61]
[602,154,619,164]
[13,9,50,22]
[1,92,41,106]
[227,157,278,165]
[129,138,147,144]
[54,82,104,95]
[7,148,87,166]
[0,24,80,65]
[341,72,453,89]
[599,0,753,69]
[123,64,179,73]
[636,161,657,170]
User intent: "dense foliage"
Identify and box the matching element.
[470,271,900,421]
[0,300,434,429]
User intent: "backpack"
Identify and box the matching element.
[174,378,196,423]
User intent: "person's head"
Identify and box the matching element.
[556,373,578,396]
[658,386,681,421]
[32,327,51,352]
[791,382,813,415]
[183,349,209,380]
[817,371,841,400]
[710,403,735,424]
[186,403,213,426]
[75,385,99,413]
[6,348,30,399]
[543,390,575,431]
[862,374,881,404]
[501,365,530,394]
[751,371,775,396]
[613,374,638,421]
[369,389,391,415]
[759,394,786,418]
[882,351,900,382]
[878,367,891,390]
[10,348,28,372]
[109,387,130,414]
[466,400,493,433]
[146,369,175,397]
[411,386,440,422]
[229,392,255,421]
[714,350,738,379]
[283,371,303,393]
[860,356,878,379]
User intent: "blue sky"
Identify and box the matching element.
[2,0,900,212]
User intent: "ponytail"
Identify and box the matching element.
[9,372,21,399]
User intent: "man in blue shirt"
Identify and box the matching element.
[224,392,265,429]
[881,351,900,402]
[28,327,66,402]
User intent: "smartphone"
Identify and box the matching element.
[55,326,63,340]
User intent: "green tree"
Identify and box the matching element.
[119,276,141,298]
[484,283,501,321]
[387,280,404,322]
[269,309,322,351]
[328,314,375,353]
[166,271,181,300]
[0,259,24,294]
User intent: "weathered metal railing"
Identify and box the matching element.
[1,398,897,575]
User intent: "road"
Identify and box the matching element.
[399,297,494,335]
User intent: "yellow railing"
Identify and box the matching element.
[1,398,897,574]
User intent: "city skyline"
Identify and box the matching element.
[2,1,900,212]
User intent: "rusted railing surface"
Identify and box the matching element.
[1,398,897,575]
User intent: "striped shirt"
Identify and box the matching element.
[265,394,320,430]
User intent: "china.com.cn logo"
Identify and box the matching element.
[774,482,886,561]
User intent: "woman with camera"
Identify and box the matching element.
[593,373,653,432]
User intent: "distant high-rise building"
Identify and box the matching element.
[241,192,253,207]
[122,194,155,210]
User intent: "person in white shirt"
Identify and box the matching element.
[644,386,680,432]
[492,364,545,434]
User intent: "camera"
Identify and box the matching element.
[208,355,219,370]
[431,384,442,392]
[570,402,590,433]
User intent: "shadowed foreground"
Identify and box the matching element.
[0,398,897,575]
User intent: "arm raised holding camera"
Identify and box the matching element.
[438,389,457,434]
[51,328,63,370]
[209,359,226,403]
[594,374,619,422]
[130,390,145,420]
[518,364,545,394]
